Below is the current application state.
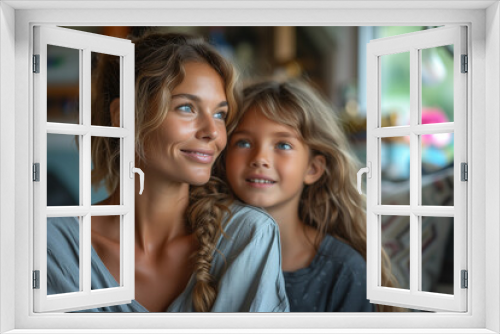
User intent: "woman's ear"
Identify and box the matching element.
[109,98,120,127]
[304,154,326,185]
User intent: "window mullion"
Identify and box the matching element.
[453,26,468,309]
[365,47,379,296]
[409,47,420,295]
[82,48,92,294]
[33,26,48,306]
[78,48,84,293]
[122,50,135,290]
[120,55,125,287]
[413,122,454,135]
[46,123,130,137]
[90,205,129,216]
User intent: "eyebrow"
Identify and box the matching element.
[171,93,228,108]
[232,129,298,139]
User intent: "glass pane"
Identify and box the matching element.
[91,137,121,205]
[47,216,80,294]
[47,133,79,206]
[381,215,410,290]
[421,45,454,124]
[421,133,454,206]
[380,52,410,127]
[381,136,410,205]
[421,216,454,294]
[47,45,80,124]
[91,52,121,127]
[91,215,121,289]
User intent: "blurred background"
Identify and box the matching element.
[46,26,455,309]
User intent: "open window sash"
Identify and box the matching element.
[33,26,136,312]
[364,26,467,312]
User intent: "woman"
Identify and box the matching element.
[47,32,289,312]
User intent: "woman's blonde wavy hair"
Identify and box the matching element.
[91,32,238,312]
[216,78,402,312]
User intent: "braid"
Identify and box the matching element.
[191,220,217,312]
[186,177,233,311]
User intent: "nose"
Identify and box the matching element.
[196,115,218,141]
[250,148,270,169]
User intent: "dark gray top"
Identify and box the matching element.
[283,234,374,312]
[47,201,289,312]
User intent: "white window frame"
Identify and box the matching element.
[365,26,467,312]
[33,25,136,312]
[0,1,499,333]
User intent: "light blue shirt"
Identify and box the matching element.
[47,201,289,312]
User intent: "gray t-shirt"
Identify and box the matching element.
[283,234,374,312]
[47,201,289,312]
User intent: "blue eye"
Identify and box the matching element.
[177,104,193,113]
[277,142,292,150]
[214,111,228,120]
[235,140,251,148]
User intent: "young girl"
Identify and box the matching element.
[219,78,398,312]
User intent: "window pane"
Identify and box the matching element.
[47,45,80,124]
[381,215,410,290]
[91,52,121,127]
[421,133,454,206]
[91,137,121,205]
[381,136,410,205]
[421,45,454,124]
[47,216,81,294]
[380,52,410,127]
[421,216,454,294]
[47,133,80,206]
[91,215,121,289]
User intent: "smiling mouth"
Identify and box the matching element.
[181,150,213,157]
[246,178,276,184]
[180,150,214,164]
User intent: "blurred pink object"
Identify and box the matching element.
[422,108,448,124]
[422,108,451,147]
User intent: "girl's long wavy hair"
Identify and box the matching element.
[217,78,401,312]
[91,32,238,312]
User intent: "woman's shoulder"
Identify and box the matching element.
[224,200,278,232]
[206,201,288,312]
[215,201,280,252]
[47,217,79,252]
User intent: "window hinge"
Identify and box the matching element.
[461,270,468,289]
[33,163,40,182]
[461,54,468,73]
[33,270,40,289]
[461,162,468,181]
[33,54,40,73]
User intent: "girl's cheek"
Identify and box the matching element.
[225,154,236,172]
[235,155,248,171]
[229,156,242,170]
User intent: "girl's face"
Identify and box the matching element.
[145,62,228,186]
[226,108,322,214]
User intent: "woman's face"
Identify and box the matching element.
[145,61,229,186]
